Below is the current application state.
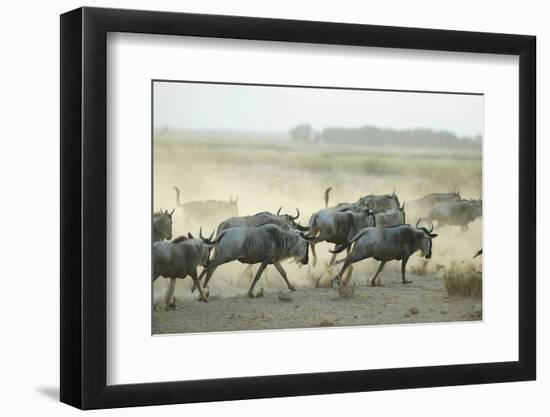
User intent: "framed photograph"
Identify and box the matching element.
[60,6,536,409]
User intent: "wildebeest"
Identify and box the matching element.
[152,230,218,306]
[408,189,461,219]
[196,224,311,298]
[306,207,376,268]
[357,191,400,212]
[332,220,438,287]
[153,209,174,242]
[374,202,406,228]
[216,207,308,235]
[430,198,482,231]
[173,186,238,229]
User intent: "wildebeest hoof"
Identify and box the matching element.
[247,292,255,299]
[198,296,208,303]
[288,285,296,291]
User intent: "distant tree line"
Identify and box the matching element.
[289,124,482,149]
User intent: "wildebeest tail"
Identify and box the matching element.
[330,229,369,253]
[330,243,348,254]
[324,187,332,208]
[173,186,185,207]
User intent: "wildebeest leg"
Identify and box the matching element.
[189,268,208,302]
[165,278,176,309]
[248,262,268,298]
[273,261,296,291]
[401,257,412,284]
[333,258,353,286]
[370,261,386,287]
[201,266,219,290]
[191,268,207,293]
[310,243,318,268]
[327,247,338,267]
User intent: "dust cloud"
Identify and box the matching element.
[153,133,482,305]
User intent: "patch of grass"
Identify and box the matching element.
[443,263,482,297]
[154,134,482,184]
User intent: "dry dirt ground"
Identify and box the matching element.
[152,268,481,334]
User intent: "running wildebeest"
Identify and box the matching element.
[306,207,376,268]
[153,208,175,242]
[430,198,482,231]
[374,202,406,228]
[152,230,218,306]
[216,207,308,235]
[357,190,400,212]
[408,189,462,219]
[216,207,309,285]
[173,186,238,229]
[196,224,311,298]
[332,219,438,287]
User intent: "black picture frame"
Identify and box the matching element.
[60,6,536,410]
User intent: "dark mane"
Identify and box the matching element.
[171,235,189,244]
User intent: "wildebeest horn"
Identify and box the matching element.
[199,227,205,241]
[169,208,175,216]
[292,208,300,220]
[277,206,282,216]
[416,218,422,229]
[392,188,396,196]
[300,232,314,241]
[188,232,194,239]
[401,201,405,211]
[428,221,434,233]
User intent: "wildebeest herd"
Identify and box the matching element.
[152,187,482,308]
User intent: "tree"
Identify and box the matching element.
[289,123,314,143]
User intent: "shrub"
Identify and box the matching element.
[443,263,482,297]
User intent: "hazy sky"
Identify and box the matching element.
[154,81,483,138]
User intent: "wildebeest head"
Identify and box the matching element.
[415,219,438,258]
[451,187,462,200]
[293,231,315,265]
[469,198,483,217]
[390,189,400,209]
[364,208,377,227]
[154,208,175,240]
[276,207,309,231]
[399,201,406,224]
